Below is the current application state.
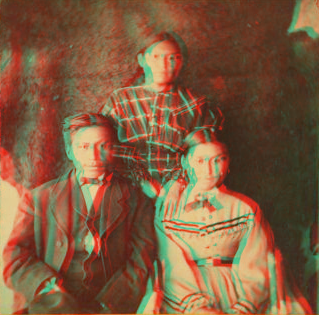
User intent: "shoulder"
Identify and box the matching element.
[176,85,205,100]
[109,85,146,97]
[112,173,149,197]
[219,186,261,214]
[112,174,155,207]
[32,171,71,199]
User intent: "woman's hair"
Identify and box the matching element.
[181,129,228,157]
[137,31,188,61]
[62,113,117,150]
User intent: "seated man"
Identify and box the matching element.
[3,113,156,314]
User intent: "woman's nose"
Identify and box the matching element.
[208,161,218,176]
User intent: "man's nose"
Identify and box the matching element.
[89,146,100,160]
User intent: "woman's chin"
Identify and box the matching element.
[194,180,218,192]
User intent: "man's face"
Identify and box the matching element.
[67,126,113,178]
[141,40,183,87]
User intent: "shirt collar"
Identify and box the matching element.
[76,170,113,186]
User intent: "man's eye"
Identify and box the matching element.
[101,143,111,150]
[215,156,228,163]
[79,144,89,150]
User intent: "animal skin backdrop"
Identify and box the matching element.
[0,0,318,307]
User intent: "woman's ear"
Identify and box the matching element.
[181,155,188,170]
[137,53,145,68]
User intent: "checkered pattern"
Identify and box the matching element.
[100,85,223,183]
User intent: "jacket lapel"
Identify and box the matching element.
[99,176,131,238]
[50,169,87,235]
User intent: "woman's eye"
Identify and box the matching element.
[196,159,204,164]
[215,156,228,163]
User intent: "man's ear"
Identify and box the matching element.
[137,53,145,68]
[65,146,73,161]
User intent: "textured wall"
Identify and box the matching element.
[1,0,318,294]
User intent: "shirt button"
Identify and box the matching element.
[56,241,62,247]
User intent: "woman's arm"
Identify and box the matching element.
[228,205,275,314]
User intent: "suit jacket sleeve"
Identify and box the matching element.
[95,187,156,313]
[3,189,60,304]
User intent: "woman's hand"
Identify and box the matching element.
[155,179,187,220]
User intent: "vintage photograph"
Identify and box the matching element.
[0,0,318,313]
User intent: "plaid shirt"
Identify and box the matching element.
[100,85,223,183]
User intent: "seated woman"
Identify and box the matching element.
[145,129,312,314]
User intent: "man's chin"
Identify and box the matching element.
[82,166,107,177]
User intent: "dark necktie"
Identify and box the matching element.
[80,177,106,186]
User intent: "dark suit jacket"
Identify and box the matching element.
[3,169,156,313]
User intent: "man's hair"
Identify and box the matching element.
[62,113,117,149]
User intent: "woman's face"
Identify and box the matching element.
[186,142,230,191]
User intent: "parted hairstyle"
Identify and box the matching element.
[62,113,118,150]
[137,31,188,63]
[181,128,229,158]
[130,31,188,87]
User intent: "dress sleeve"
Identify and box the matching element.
[229,205,275,314]
[198,104,224,132]
[99,90,118,118]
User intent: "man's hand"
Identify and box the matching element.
[29,291,92,314]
